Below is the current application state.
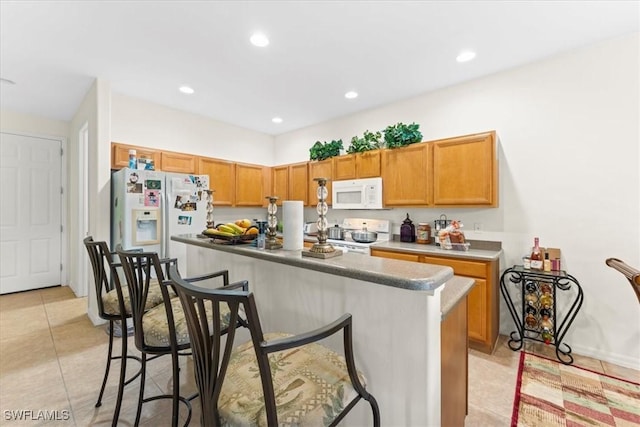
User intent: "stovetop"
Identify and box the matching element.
[326,218,390,248]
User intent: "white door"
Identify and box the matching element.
[0,132,62,294]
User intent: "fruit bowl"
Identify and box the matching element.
[200,231,257,245]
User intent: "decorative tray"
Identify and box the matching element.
[198,232,257,245]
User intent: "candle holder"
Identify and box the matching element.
[264,196,282,250]
[302,178,342,259]
[204,189,215,229]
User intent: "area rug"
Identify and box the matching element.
[512,352,640,426]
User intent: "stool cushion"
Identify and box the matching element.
[219,333,367,426]
[101,280,167,316]
[142,297,231,348]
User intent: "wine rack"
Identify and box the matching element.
[500,266,583,364]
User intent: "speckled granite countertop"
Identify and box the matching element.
[173,234,454,292]
[440,276,476,320]
[370,240,502,261]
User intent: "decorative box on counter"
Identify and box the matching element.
[438,220,469,250]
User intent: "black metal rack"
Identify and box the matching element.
[500,266,583,364]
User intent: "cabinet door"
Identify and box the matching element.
[111,143,161,170]
[333,154,356,180]
[308,159,333,206]
[370,248,420,263]
[197,157,235,206]
[355,150,381,178]
[235,163,264,206]
[432,131,497,206]
[466,278,487,344]
[381,143,431,206]
[161,151,197,174]
[441,296,468,427]
[272,166,289,205]
[288,162,308,203]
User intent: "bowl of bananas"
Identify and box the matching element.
[201,221,259,244]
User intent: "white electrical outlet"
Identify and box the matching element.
[473,223,482,231]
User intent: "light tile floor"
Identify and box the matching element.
[1,286,638,426]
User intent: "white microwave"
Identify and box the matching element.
[332,177,383,209]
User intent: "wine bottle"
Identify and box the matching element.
[530,237,543,270]
[543,253,551,272]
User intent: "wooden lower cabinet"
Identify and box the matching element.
[370,248,499,354]
[441,296,468,427]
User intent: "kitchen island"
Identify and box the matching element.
[173,234,475,426]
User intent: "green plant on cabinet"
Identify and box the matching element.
[383,122,423,148]
[309,139,344,161]
[347,130,383,154]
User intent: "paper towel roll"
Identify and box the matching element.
[282,200,304,250]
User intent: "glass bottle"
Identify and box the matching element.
[543,253,551,272]
[400,213,416,243]
[530,237,543,270]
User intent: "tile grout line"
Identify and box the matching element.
[42,290,79,427]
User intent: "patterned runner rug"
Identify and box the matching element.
[512,352,640,426]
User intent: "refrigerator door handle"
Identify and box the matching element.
[160,189,167,259]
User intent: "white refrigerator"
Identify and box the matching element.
[111,168,209,276]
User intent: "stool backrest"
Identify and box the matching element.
[83,236,126,319]
[116,247,176,351]
[168,265,263,426]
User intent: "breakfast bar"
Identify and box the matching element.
[173,234,475,426]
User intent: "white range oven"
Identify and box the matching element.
[325,218,390,255]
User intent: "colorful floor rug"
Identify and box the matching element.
[512,352,640,426]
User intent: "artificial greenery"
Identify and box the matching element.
[309,139,344,161]
[346,130,383,154]
[383,122,423,148]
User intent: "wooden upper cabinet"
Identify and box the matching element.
[356,150,381,178]
[432,131,497,207]
[197,157,235,206]
[235,163,265,207]
[381,142,432,206]
[333,154,356,180]
[307,159,333,206]
[332,150,381,181]
[272,166,289,206]
[288,162,308,203]
[160,151,197,174]
[111,142,161,170]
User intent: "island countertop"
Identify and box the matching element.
[172,234,454,292]
[174,233,474,426]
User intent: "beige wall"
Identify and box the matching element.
[110,94,276,166]
[274,33,640,368]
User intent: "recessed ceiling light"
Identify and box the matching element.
[456,51,476,63]
[250,32,269,47]
[344,91,358,99]
[1,77,16,85]
[179,85,194,94]
[272,117,283,124]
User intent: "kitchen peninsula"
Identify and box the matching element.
[173,234,476,426]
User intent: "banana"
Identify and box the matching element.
[225,223,245,235]
[204,229,235,237]
[217,224,237,234]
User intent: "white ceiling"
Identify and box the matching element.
[1,1,638,135]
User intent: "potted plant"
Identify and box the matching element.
[383,122,423,148]
[309,139,344,161]
[346,130,383,154]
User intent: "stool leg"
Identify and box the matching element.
[95,320,115,407]
[134,353,147,426]
[171,349,180,427]
[111,324,128,427]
